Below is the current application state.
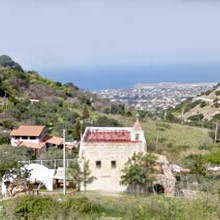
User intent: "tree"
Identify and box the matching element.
[82,104,90,119]
[121,153,157,195]
[68,160,81,191]
[0,145,33,178]
[80,159,94,192]
[73,120,81,141]
[191,154,207,177]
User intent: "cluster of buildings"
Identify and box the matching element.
[7,120,176,195]
[96,82,215,112]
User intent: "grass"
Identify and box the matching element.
[111,115,218,163]
[1,192,220,220]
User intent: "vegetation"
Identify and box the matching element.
[0,145,33,177]
[0,55,23,72]
[0,56,126,141]
[121,153,157,195]
[1,193,220,220]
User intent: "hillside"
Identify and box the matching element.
[0,55,117,140]
[0,55,219,165]
[112,115,216,164]
[173,83,220,122]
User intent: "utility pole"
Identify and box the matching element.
[63,129,66,195]
[214,122,219,143]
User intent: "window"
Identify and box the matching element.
[111,161,116,169]
[30,136,36,140]
[135,133,140,141]
[96,161,101,169]
[22,136,28,140]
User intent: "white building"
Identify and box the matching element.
[10,125,63,156]
[79,119,147,192]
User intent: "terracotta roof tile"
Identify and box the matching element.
[86,131,131,142]
[18,141,46,149]
[43,135,63,145]
[10,125,46,137]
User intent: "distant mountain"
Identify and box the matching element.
[174,83,220,121]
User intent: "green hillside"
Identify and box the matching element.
[171,83,220,122]
[0,55,219,166]
[0,55,120,140]
[112,115,219,165]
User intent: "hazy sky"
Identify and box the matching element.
[0,0,220,70]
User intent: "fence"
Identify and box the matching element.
[18,158,78,169]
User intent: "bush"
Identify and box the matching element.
[184,100,201,113]
[213,113,220,121]
[198,145,211,151]
[0,145,33,177]
[62,196,92,213]
[94,116,121,127]
[203,150,220,165]
[166,143,173,148]
[14,195,93,220]
[200,102,207,108]
[188,114,204,122]
[215,90,220,96]
[15,196,58,220]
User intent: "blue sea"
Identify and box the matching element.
[40,62,220,91]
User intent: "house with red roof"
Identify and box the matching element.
[79,118,147,192]
[10,125,63,155]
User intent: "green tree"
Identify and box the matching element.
[73,120,81,141]
[68,160,81,191]
[82,104,90,119]
[121,153,157,195]
[0,145,33,178]
[191,154,207,176]
[80,160,93,192]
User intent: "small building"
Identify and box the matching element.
[79,119,147,192]
[10,125,63,155]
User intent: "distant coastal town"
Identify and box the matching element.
[96,82,216,112]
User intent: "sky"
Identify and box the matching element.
[0,0,220,89]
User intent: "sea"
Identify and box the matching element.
[40,62,220,91]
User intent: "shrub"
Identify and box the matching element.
[94,116,121,127]
[15,196,58,220]
[178,145,190,151]
[200,102,207,108]
[215,90,220,96]
[166,143,173,149]
[198,145,211,151]
[212,113,220,121]
[203,150,220,165]
[184,100,201,113]
[188,114,204,122]
[62,196,92,213]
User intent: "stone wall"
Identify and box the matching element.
[79,142,146,192]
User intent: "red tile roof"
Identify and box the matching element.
[18,141,46,149]
[10,125,46,137]
[86,131,132,143]
[43,135,63,145]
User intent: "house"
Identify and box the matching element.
[10,125,63,155]
[79,119,176,195]
[79,118,147,192]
